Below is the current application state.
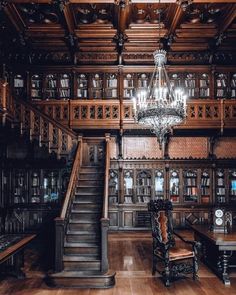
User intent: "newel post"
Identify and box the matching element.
[100,217,109,273]
[54,217,65,272]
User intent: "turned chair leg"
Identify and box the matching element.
[193,255,198,280]
[164,261,170,287]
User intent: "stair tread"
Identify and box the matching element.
[50,270,115,277]
[75,192,103,196]
[64,242,100,247]
[63,255,100,262]
[69,220,99,224]
[71,209,101,213]
[67,230,100,235]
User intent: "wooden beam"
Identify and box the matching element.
[165,4,184,36]
[218,4,236,35]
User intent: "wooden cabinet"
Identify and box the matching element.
[108,159,236,230]
[10,67,236,101]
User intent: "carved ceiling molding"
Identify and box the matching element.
[76,52,118,64]
[0,1,8,11]
[52,0,69,12]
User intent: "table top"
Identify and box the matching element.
[0,234,36,262]
[191,225,236,246]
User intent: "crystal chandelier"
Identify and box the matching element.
[133,5,187,148]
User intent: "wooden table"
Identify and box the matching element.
[191,225,236,285]
[0,234,36,279]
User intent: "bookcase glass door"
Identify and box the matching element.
[108,169,118,205]
[169,169,180,203]
[76,74,88,98]
[13,74,25,97]
[230,73,236,99]
[91,73,103,98]
[136,170,152,203]
[169,73,182,88]
[30,170,41,203]
[59,74,70,99]
[105,74,117,99]
[13,169,27,204]
[124,170,133,204]
[215,73,228,99]
[229,170,236,202]
[154,169,164,200]
[184,73,196,98]
[199,73,210,98]
[123,73,135,99]
[215,169,226,204]
[200,170,210,204]
[45,74,57,99]
[43,171,59,203]
[183,169,198,203]
[137,73,149,98]
[31,74,42,99]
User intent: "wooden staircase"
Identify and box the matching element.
[49,137,115,288]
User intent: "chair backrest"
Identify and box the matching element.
[148,200,175,246]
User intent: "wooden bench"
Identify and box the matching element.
[0,234,36,279]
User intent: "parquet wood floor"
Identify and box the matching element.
[0,231,236,295]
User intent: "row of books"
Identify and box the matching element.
[47,79,57,88]
[199,80,209,87]
[60,79,70,88]
[137,196,151,203]
[124,80,134,88]
[31,80,41,88]
[106,89,117,97]
[201,177,210,186]
[184,80,196,88]
[185,178,197,186]
[77,89,88,97]
[123,89,134,97]
[59,89,70,97]
[137,188,151,195]
[201,188,210,195]
[107,79,117,87]
[185,187,198,196]
[137,178,152,186]
[14,79,24,87]
[216,79,227,87]
[216,187,226,195]
[199,88,210,97]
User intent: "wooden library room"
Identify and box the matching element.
[1,0,236,294]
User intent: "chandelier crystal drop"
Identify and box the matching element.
[133,49,187,148]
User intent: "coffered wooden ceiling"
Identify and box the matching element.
[0,0,236,65]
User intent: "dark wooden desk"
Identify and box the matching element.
[0,234,36,278]
[191,225,236,285]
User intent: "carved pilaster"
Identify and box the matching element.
[176,0,193,11]
[115,0,131,9]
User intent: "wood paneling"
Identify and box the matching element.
[169,137,209,159]
[214,137,236,158]
[123,137,162,159]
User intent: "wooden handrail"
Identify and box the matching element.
[15,97,77,139]
[61,137,82,219]
[102,134,110,220]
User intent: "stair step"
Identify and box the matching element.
[80,167,104,173]
[48,270,116,288]
[68,222,100,232]
[76,186,103,194]
[74,194,103,203]
[63,261,101,271]
[72,202,102,210]
[64,242,100,255]
[66,232,100,243]
[70,212,101,221]
[63,255,100,262]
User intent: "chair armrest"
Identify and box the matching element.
[174,231,201,251]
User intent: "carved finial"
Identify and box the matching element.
[0,1,7,11]
[176,0,193,11]
[215,32,227,47]
[66,33,77,48]
[53,0,69,12]
[114,33,127,53]
[115,0,130,9]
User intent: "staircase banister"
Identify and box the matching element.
[14,97,77,139]
[60,137,82,219]
[102,134,111,220]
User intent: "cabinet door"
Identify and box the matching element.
[154,169,164,200]
[183,169,198,203]
[43,170,59,203]
[136,170,152,203]
[29,170,41,203]
[12,169,27,204]
[200,169,210,204]
[109,169,119,205]
[169,169,180,203]
[76,73,88,98]
[123,170,134,204]
[215,169,226,204]
[31,74,43,100]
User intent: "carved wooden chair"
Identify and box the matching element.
[148,200,200,287]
